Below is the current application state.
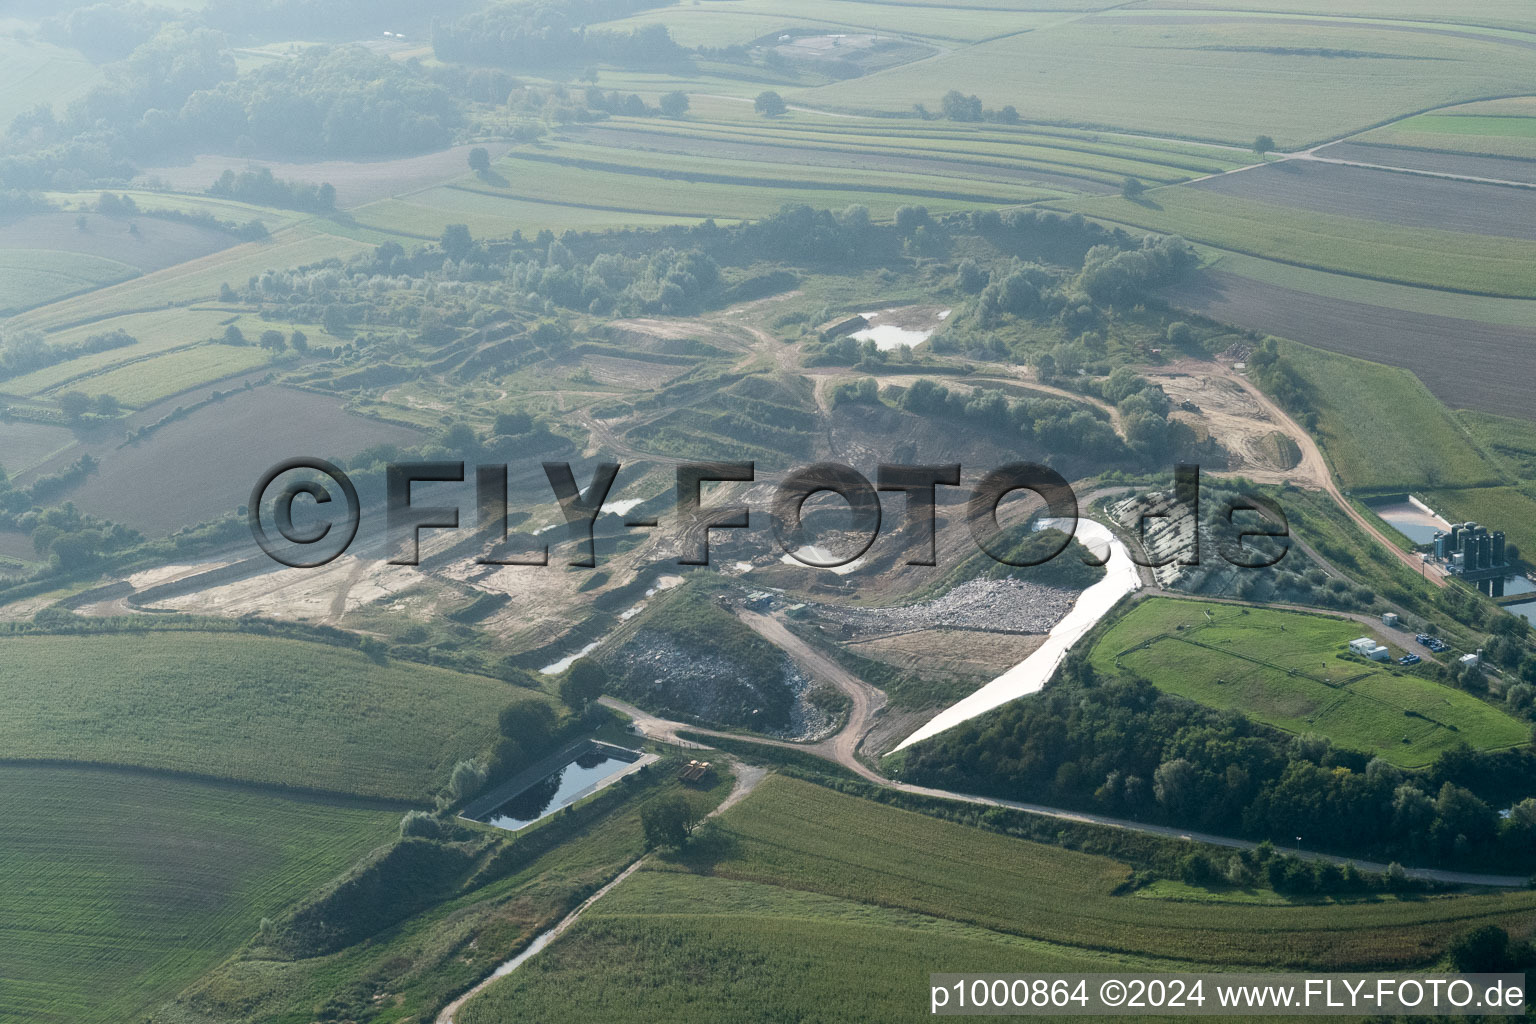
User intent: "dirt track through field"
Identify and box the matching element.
[435,760,769,1023]
[1192,160,1536,236]
[1312,140,1536,186]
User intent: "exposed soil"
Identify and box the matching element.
[1191,160,1536,239]
[54,386,423,535]
[1313,140,1536,186]
[1143,368,1318,484]
[1164,270,1536,421]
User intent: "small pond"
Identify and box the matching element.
[1508,600,1536,627]
[476,745,642,832]
[1370,499,1450,546]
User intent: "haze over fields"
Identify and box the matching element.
[4,1,1536,1021]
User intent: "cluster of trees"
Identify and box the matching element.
[584,88,689,118]
[1174,838,1427,896]
[39,1,174,61]
[208,167,335,212]
[918,90,1019,124]
[432,1,682,68]
[0,327,135,381]
[898,377,1129,463]
[23,500,141,571]
[1246,336,1316,427]
[508,242,722,316]
[5,35,460,186]
[177,46,460,159]
[1077,235,1198,306]
[900,670,1536,869]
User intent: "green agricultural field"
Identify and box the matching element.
[1133,0,1536,34]
[1089,598,1528,767]
[1420,486,1536,566]
[1458,410,1536,479]
[1061,187,1536,298]
[0,250,138,315]
[0,764,395,1024]
[6,228,369,332]
[355,146,1034,239]
[462,776,1536,1022]
[49,342,271,407]
[564,115,1240,189]
[595,0,1066,46]
[799,13,1536,147]
[0,630,525,800]
[1357,100,1536,160]
[3,309,341,398]
[1279,342,1505,492]
[350,193,713,240]
[1209,253,1536,329]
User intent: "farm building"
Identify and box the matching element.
[1460,653,1481,669]
[1349,637,1389,661]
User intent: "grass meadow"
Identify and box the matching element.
[0,630,526,800]
[1089,598,1527,767]
[0,38,102,127]
[1280,341,1506,492]
[0,249,138,316]
[0,764,395,1024]
[1208,253,1536,328]
[50,342,271,407]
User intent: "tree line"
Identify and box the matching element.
[899,664,1536,871]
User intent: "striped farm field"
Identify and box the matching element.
[0,630,524,801]
[0,250,138,316]
[356,156,1026,239]
[350,193,716,240]
[6,228,370,332]
[0,764,395,1024]
[593,0,1067,46]
[1062,187,1536,297]
[562,118,1239,189]
[47,342,269,407]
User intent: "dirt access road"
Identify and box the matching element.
[735,608,887,768]
[1213,363,1447,589]
[436,761,769,1023]
[608,695,1527,888]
